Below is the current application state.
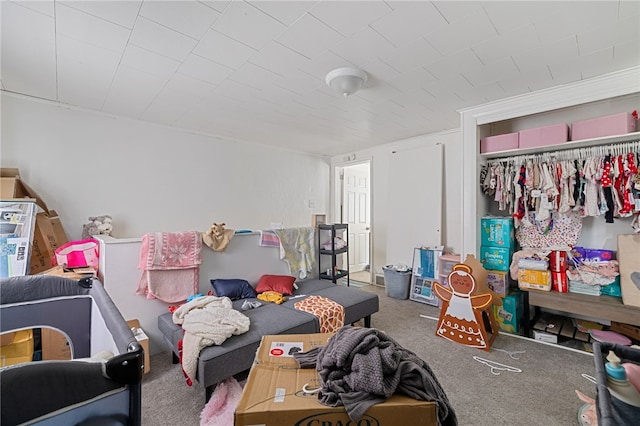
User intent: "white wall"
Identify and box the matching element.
[1,93,330,239]
[330,129,462,277]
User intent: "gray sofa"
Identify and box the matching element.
[158,279,379,400]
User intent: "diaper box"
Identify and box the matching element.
[571,112,637,140]
[518,123,569,149]
[518,269,552,291]
[479,246,512,272]
[570,246,615,263]
[486,270,512,298]
[493,291,523,334]
[480,132,518,154]
[480,217,515,248]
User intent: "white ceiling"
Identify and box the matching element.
[2,1,639,157]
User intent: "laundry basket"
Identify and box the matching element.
[383,266,412,300]
[592,342,640,426]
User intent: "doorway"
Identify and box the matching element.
[338,161,371,285]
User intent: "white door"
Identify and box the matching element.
[343,163,370,272]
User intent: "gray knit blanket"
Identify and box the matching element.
[294,326,457,425]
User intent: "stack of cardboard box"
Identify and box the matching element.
[0,199,36,278]
[0,168,68,275]
[479,217,523,334]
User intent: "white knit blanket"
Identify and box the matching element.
[173,296,250,383]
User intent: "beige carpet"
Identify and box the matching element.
[142,284,597,425]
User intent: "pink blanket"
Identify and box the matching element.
[136,231,202,303]
[138,231,202,270]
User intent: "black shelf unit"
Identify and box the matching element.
[318,223,349,286]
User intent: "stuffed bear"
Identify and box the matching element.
[82,215,113,239]
[202,222,234,252]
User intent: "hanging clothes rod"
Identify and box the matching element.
[488,139,640,164]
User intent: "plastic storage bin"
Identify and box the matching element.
[383,266,411,299]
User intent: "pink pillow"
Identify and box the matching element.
[255,274,296,296]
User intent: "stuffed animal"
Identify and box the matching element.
[202,222,234,252]
[575,390,597,425]
[82,215,113,239]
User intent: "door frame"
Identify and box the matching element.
[331,157,373,284]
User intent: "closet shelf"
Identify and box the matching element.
[481,131,640,160]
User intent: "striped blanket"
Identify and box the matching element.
[259,230,280,247]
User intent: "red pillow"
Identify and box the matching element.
[255,274,296,296]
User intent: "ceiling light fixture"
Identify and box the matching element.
[325,67,368,98]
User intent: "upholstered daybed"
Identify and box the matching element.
[158,278,379,400]
[0,275,144,426]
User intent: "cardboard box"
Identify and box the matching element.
[236,334,438,426]
[30,211,68,274]
[0,329,34,366]
[610,322,640,342]
[255,333,331,368]
[0,200,37,278]
[571,112,638,140]
[518,123,569,149]
[1,168,49,210]
[479,246,512,271]
[492,290,523,333]
[533,330,558,344]
[618,234,640,308]
[1,168,68,274]
[41,327,71,360]
[41,265,96,280]
[127,319,150,373]
[518,269,552,291]
[480,217,514,248]
[486,270,512,298]
[480,132,518,153]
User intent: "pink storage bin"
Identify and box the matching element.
[480,132,518,153]
[518,123,569,149]
[571,112,637,140]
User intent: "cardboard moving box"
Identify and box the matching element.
[0,200,37,278]
[126,319,150,374]
[0,329,34,367]
[618,234,640,308]
[41,327,71,360]
[236,333,438,426]
[0,168,68,274]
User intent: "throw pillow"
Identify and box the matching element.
[255,274,296,296]
[210,279,257,301]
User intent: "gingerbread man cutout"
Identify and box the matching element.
[434,263,495,351]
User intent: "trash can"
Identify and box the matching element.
[383,265,412,299]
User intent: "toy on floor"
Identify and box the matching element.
[575,390,597,425]
[433,263,496,351]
